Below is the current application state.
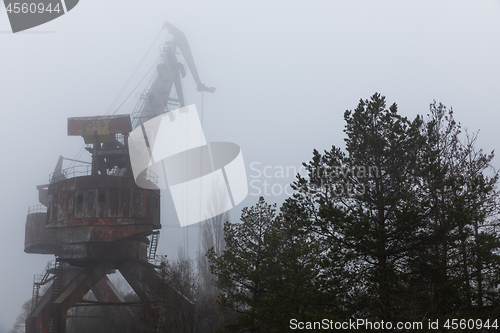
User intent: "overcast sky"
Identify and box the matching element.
[1,0,499,331]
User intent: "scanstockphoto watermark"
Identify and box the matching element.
[248,162,379,197]
[290,318,424,330]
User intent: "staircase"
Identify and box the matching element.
[48,261,63,333]
[31,276,40,311]
[52,261,63,300]
[31,260,55,310]
[148,230,160,261]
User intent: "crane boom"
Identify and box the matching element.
[131,22,215,129]
[163,21,216,93]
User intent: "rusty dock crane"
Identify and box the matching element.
[23,22,214,333]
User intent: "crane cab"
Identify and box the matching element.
[25,115,160,263]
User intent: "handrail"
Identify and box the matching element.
[27,204,47,215]
[49,164,92,183]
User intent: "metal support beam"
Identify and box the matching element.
[52,262,111,332]
[91,276,136,331]
[118,266,151,302]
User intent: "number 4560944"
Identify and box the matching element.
[6,3,61,14]
[443,319,498,330]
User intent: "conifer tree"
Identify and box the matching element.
[208,93,500,332]
[208,197,279,332]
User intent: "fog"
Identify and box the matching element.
[1,0,499,331]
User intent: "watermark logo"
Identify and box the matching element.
[128,105,248,227]
[249,162,378,197]
[4,0,79,33]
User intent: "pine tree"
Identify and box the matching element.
[208,197,325,332]
[412,102,500,319]
[209,93,500,331]
[285,94,500,325]
[208,197,279,332]
[287,93,427,322]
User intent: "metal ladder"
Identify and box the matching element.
[31,276,40,311]
[31,260,55,310]
[148,230,160,260]
[48,261,63,333]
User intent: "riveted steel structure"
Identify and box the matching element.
[24,22,214,333]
